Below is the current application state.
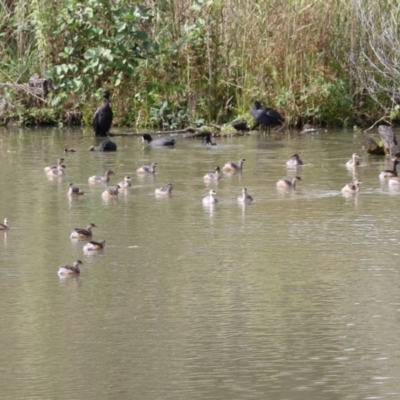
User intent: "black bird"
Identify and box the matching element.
[99,139,117,152]
[93,89,113,136]
[250,101,284,131]
[231,119,250,132]
[142,134,176,147]
[202,134,216,146]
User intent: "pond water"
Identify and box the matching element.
[1,126,400,400]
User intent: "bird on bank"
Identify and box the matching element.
[379,159,399,179]
[237,188,253,204]
[276,176,302,189]
[342,179,362,194]
[250,101,285,131]
[88,170,115,184]
[58,260,83,276]
[137,162,157,174]
[70,223,96,239]
[286,153,303,167]
[346,153,360,168]
[203,189,219,204]
[83,239,106,251]
[155,183,174,196]
[0,218,9,230]
[222,158,245,173]
[67,183,84,196]
[93,89,113,136]
[142,134,176,147]
[203,166,221,182]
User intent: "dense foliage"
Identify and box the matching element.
[0,0,400,127]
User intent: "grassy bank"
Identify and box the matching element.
[0,0,398,128]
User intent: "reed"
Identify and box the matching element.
[0,0,399,127]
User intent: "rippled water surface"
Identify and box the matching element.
[1,126,400,399]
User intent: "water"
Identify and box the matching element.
[1,126,400,399]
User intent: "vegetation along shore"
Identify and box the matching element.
[1,0,399,129]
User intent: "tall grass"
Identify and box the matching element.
[0,0,398,126]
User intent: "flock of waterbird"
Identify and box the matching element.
[1,89,398,276]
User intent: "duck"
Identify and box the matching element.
[58,260,83,276]
[70,223,96,239]
[237,188,253,204]
[346,153,360,168]
[142,134,176,147]
[276,176,302,189]
[155,183,174,196]
[46,164,66,177]
[202,134,216,146]
[88,170,115,184]
[83,239,106,251]
[0,217,9,230]
[388,176,400,187]
[250,100,285,130]
[342,179,362,194]
[102,185,120,198]
[286,153,303,167]
[203,166,221,181]
[379,159,399,179]
[64,147,77,153]
[203,189,219,204]
[93,89,113,136]
[44,157,64,173]
[67,183,84,196]
[222,158,245,173]
[137,162,157,174]
[118,176,132,188]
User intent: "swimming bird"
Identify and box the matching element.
[237,188,253,204]
[286,153,303,167]
[379,159,399,179]
[203,189,219,204]
[137,162,157,174]
[46,164,66,177]
[98,139,117,151]
[142,134,176,147]
[44,157,64,173]
[0,218,9,230]
[346,153,360,168]
[388,177,400,187]
[88,170,115,184]
[222,158,245,173]
[276,176,302,189]
[67,183,84,196]
[93,89,113,136]
[83,239,105,251]
[342,179,362,194]
[102,185,120,198]
[118,176,132,188]
[64,147,77,153]
[250,101,284,131]
[202,134,216,146]
[203,166,221,181]
[155,183,174,196]
[58,260,83,276]
[70,223,96,239]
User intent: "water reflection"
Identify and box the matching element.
[1,127,400,399]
